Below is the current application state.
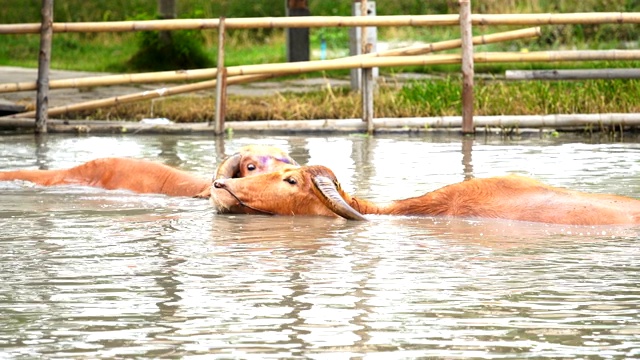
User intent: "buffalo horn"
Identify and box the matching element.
[214,153,242,180]
[312,176,367,221]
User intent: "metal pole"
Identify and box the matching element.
[35,0,53,134]
[214,17,227,135]
[459,0,475,134]
[360,0,374,134]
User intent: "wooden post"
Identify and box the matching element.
[459,0,475,134]
[360,0,374,134]
[285,0,310,62]
[157,0,176,46]
[349,1,378,91]
[213,17,227,135]
[35,0,53,134]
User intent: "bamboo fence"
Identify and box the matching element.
[4,49,640,120]
[1,11,640,132]
[0,27,541,93]
[1,13,640,34]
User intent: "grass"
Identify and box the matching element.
[0,33,139,72]
[56,77,640,122]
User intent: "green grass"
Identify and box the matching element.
[0,33,139,72]
[64,77,640,123]
[391,77,640,117]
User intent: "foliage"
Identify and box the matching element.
[126,12,213,71]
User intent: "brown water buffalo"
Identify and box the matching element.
[0,145,298,198]
[211,164,640,225]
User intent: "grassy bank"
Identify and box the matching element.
[55,77,640,123]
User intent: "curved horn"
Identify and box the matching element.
[289,157,301,166]
[312,176,367,221]
[215,153,242,180]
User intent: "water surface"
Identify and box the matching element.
[0,133,639,358]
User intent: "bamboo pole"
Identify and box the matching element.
[4,114,640,133]
[474,50,640,62]
[0,68,218,93]
[365,26,541,57]
[1,13,640,34]
[459,0,474,134]
[226,114,640,131]
[213,17,226,134]
[0,27,540,93]
[505,68,640,80]
[372,113,640,129]
[222,50,640,77]
[35,0,53,134]
[3,74,273,119]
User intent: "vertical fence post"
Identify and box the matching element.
[459,0,475,134]
[213,17,227,135]
[285,0,310,62]
[360,0,375,134]
[35,0,53,134]
[349,1,377,91]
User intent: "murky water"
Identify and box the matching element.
[1,133,639,359]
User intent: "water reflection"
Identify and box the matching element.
[461,136,474,180]
[1,133,639,358]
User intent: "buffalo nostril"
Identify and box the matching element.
[213,179,226,188]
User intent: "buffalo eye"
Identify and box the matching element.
[247,163,256,171]
[284,177,297,185]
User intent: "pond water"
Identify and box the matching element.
[0,132,639,359]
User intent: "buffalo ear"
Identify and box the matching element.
[312,176,367,221]
[214,153,242,180]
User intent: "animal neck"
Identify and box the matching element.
[346,196,382,215]
[382,194,442,216]
[345,193,442,216]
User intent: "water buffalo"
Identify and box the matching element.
[211,164,640,225]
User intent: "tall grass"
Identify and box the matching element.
[63,77,640,122]
[404,77,640,116]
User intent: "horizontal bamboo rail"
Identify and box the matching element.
[3,114,640,133]
[0,68,219,93]
[225,50,640,77]
[506,68,640,80]
[0,13,639,34]
[365,26,541,57]
[4,74,273,119]
[3,49,639,120]
[227,113,640,131]
[0,26,541,93]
